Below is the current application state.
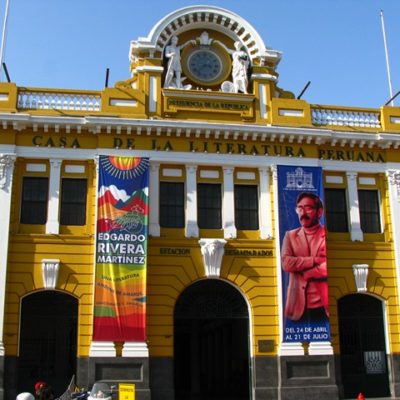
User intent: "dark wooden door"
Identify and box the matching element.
[18,291,78,397]
[174,280,250,400]
[338,294,390,398]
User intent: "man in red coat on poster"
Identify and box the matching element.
[281,192,329,322]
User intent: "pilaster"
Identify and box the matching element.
[346,172,363,241]
[185,165,199,238]
[222,166,236,239]
[46,159,62,234]
[149,162,160,236]
[0,154,16,356]
[259,167,272,239]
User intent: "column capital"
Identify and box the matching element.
[346,171,358,181]
[387,170,400,197]
[49,158,62,169]
[222,166,234,175]
[0,154,16,190]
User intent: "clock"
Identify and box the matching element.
[183,46,230,86]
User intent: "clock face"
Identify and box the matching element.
[187,49,223,83]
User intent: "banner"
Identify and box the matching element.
[277,165,330,342]
[94,155,149,341]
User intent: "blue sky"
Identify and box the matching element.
[0,0,399,108]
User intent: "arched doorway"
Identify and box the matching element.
[338,294,390,398]
[17,291,78,396]
[174,279,251,400]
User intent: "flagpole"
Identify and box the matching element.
[0,0,10,82]
[380,9,395,106]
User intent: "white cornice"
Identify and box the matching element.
[1,112,400,149]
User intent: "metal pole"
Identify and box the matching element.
[380,10,395,106]
[0,0,10,82]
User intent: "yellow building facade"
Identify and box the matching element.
[1,5,400,400]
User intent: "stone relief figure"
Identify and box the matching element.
[164,35,193,89]
[231,41,249,94]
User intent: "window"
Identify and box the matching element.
[325,188,348,232]
[60,178,87,225]
[197,183,222,229]
[234,185,259,230]
[358,189,381,233]
[20,177,48,224]
[160,182,185,228]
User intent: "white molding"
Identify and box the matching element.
[130,5,281,64]
[252,73,278,82]
[122,341,149,357]
[109,99,138,108]
[149,76,157,113]
[46,159,62,234]
[358,177,376,185]
[199,239,227,277]
[65,164,85,174]
[278,342,304,356]
[278,109,304,117]
[149,162,160,237]
[346,172,363,241]
[199,169,219,179]
[0,154,15,348]
[185,165,199,238]
[325,175,343,184]
[222,166,236,239]
[26,163,46,172]
[236,171,255,180]
[258,83,267,120]
[41,259,60,290]
[353,264,369,292]
[308,341,334,355]
[89,341,116,357]
[259,167,272,239]
[162,168,182,177]
[134,66,164,73]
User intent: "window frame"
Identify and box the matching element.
[159,181,185,228]
[20,176,49,225]
[324,187,349,233]
[59,178,88,226]
[197,182,222,230]
[234,184,259,231]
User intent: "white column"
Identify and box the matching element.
[387,170,400,315]
[258,83,268,120]
[259,167,272,239]
[185,165,199,238]
[149,162,160,236]
[46,159,62,234]
[149,76,157,113]
[0,154,15,356]
[222,166,236,239]
[346,172,363,241]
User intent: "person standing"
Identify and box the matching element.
[281,192,329,322]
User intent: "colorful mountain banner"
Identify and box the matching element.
[93,155,149,341]
[277,165,331,342]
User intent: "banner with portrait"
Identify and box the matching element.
[93,155,149,341]
[277,165,330,342]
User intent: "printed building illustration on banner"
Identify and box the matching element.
[94,156,149,341]
[277,165,330,342]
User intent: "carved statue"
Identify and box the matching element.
[164,35,193,89]
[231,41,249,94]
